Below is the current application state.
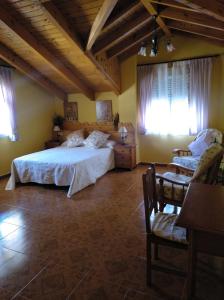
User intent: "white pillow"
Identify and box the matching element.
[103,140,116,149]
[61,129,84,147]
[188,133,209,156]
[84,130,110,148]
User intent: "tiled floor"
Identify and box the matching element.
[0,166,224,300]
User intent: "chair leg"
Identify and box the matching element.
[154,244,159,260]
[146,235,152,286]
[159,201,166,212]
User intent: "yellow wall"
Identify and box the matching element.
[65,92,119,122]
[57,34,224,164]
[135,35,224,163]
[0,71,56,176]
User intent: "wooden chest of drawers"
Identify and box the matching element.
[114,144,136,170]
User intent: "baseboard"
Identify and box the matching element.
[138,162,169,167]
[0,173,10,179]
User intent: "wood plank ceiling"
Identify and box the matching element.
[0,0,223,101]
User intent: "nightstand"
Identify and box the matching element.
[114,144,136,170]
[45,140,61,149]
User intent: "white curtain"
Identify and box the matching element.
[188,57,212,134]
[0,67,18,141]
[137,57,213,135]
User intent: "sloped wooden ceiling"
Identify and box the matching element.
[0,0,223,101]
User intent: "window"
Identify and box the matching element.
[0,66,18,141]
[138,57,212,135]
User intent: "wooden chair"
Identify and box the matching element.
[155,143,224,211]
[142,167,188,286]
[172,128,223,170]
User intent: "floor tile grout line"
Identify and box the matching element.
[66,269,91,300]
[10,264,49,300]
[1,244,27,256]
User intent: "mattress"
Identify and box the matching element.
[6,146,114,198]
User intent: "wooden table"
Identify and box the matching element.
[176,182,224,300]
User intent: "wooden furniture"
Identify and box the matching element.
[45,140,61,149]
[114,144,136,170]
[154,143,224,211]
[176,183,224,300]
[142,167,188,286]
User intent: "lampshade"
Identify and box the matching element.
[53,125,60,132]
[118,126,128,134]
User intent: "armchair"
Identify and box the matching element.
[155,143,224,211]
[172,128,223,170]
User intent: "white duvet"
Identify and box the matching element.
[6,146,114,198]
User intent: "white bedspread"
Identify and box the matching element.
[6,146,114,198]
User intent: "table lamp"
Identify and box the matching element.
[119,126,128,144]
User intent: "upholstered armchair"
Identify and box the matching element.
[172,128,223,170]
[155,143,224,211]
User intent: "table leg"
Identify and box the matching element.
[186,229,197,299]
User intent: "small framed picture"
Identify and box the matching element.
[64,102,78,121]
[96,100,112,122]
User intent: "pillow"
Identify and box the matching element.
[188,133,209,156]
[66,129,84,140]
[61,129,84,147]
[83,130,110,148]
[103,140,116,149]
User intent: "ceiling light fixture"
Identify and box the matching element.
[166,40,175,52]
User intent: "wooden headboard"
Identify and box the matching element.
[60,121,135,145]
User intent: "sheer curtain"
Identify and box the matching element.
[188,57,212,134]
[0,66,18,141]
[137,57,213,135]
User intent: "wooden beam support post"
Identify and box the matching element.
[161,8,224,32]
[141,0,172,37]
[0,4,94,100]
[173,0,224,22]
[41,0,120,95]
[86,0,119,51]
[0,43,67,101]
[93,11,152,54]
[168,21,224,42]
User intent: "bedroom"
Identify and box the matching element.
[0,0,224,299]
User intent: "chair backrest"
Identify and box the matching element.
[196,128,223,145]
[191,143,224,184]
[142,166,158,234]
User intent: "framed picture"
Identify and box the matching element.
[64,102,78,121]
[96,100,112,122]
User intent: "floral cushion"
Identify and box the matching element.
[156,172,191,202]
[151,212,187,244]
[83,130,110,149]
[173,155,200,170]
[192,143,223,182]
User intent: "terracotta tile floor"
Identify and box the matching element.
[0,166,224,299]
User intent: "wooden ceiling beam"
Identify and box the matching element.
[42,1,84,50]
[173,0,224,22]
[93,11,152,54]
[0,43,67,101]
[168,20,224,42]
[107,26,161,59]
[149,0,197,11]
[103,0,141,32]
[42,0,120,95]
[141,0,171,37]
[86,0,119,51]
[0,4,94,100]
[161,8,224,32]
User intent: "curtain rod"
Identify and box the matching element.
[0,64,14,69]
[137,53,222,67]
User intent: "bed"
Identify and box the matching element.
[6,145,114,198]
[5,121,135,198]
